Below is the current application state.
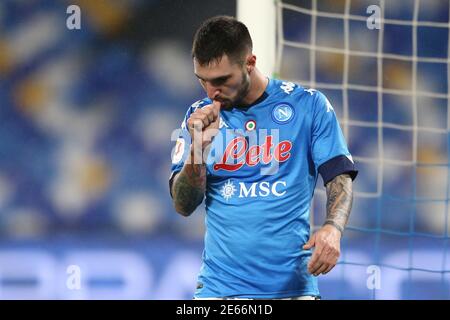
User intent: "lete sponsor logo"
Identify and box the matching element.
[213,135,292,171]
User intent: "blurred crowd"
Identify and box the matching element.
[0,0,234,240]
[0,0,449,240]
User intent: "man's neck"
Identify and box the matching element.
[240,68,269,106]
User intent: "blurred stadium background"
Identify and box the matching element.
[0,0,449,299]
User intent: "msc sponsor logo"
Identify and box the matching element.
[220,179,287,201]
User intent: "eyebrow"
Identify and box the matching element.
[194,73,232,82]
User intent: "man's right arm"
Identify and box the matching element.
[171,100,220,216]
[171,146,206,217]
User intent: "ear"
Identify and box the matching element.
[246,54,256,72]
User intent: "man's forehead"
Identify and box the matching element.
[194,56,236,79]
[194,55,232,69]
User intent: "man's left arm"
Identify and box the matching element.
[303,173,353,276]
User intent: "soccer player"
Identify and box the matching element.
[169,16,357,299]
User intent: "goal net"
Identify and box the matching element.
[275,0,450,299]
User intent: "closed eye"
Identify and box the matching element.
[211,76,231,86]
[195,74,231,87]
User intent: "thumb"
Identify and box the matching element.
[212,100,222,112]
[303,235,316,250]
[210,100,221,127]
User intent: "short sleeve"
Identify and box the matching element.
[311,91,358,185]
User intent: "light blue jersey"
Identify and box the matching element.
[170,78,357,298]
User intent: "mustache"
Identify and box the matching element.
[213,97,230,104]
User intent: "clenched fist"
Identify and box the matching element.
[187,100,221,151]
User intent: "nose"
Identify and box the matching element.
[205,82,221,100]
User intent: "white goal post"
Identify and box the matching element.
[237,0,277,77]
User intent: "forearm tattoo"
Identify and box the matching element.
[324,174,353,234]
[172,161,206,216]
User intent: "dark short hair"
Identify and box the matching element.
[192,16,253,66]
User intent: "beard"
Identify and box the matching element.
[216,70,251,110]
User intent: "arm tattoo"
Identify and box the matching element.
[323,174,353,235]
[172,157,206,216]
